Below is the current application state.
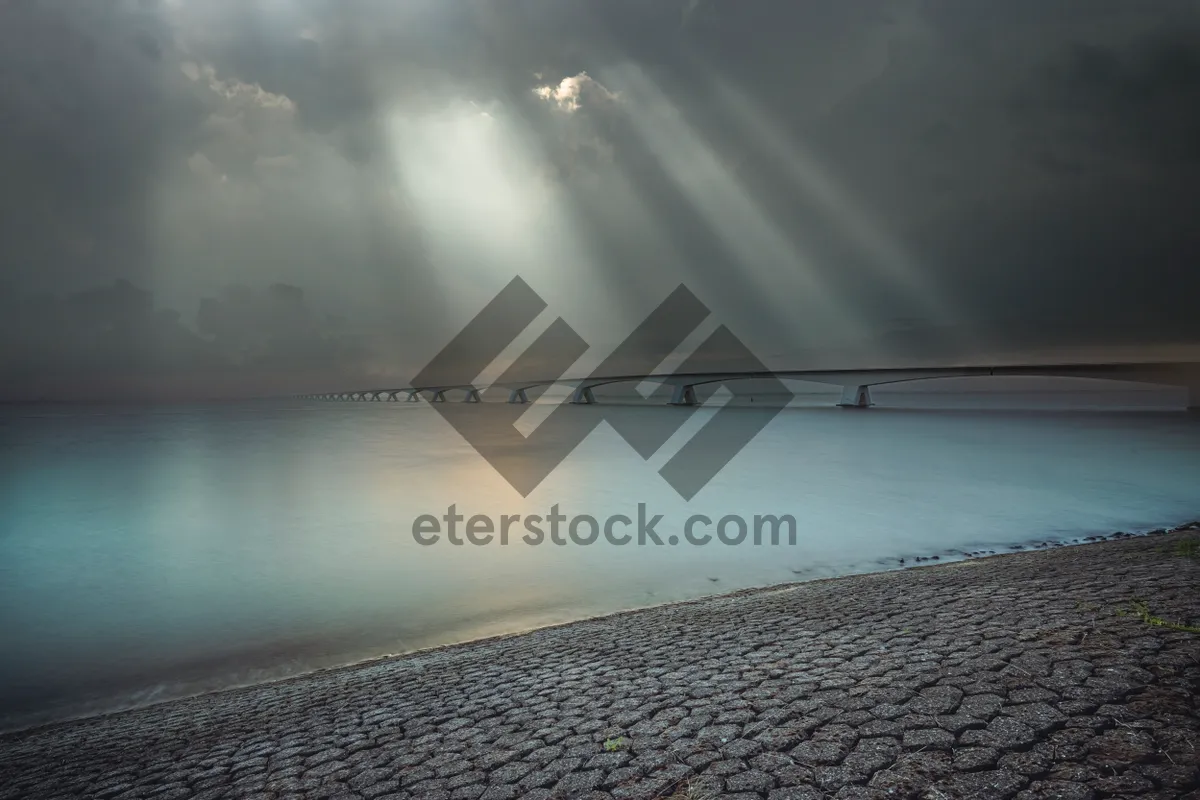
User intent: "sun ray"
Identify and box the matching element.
[705,73,963,335]
[596,63,870,351]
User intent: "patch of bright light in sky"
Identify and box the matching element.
[385,101,628,356]
[388,103,556,267]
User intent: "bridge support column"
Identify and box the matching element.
[668,385,697,406]
[431,390,446,403]
[508,388,529,404]
[370,392,382,401]
[570,386,596,405]
[406,390,421,402]
[837,384,874,408]
[462,388,481,403]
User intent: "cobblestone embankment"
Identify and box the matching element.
[2,531,1199,800]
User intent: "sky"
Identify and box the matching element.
[1,0,1199,398]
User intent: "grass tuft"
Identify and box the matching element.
[659,778,722,800]
[1173,538,1199,559]
[1119,598,1200,634]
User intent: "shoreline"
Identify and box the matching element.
[3,519,1198,739]
[3,528,1197,799]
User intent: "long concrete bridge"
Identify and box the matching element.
[298,361,1200,409]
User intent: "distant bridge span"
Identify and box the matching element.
[300,361,1200,409]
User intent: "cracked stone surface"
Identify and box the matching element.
[1,532,1198,800]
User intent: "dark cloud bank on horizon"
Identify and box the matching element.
[1,0,1199,399]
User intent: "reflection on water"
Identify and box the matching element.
[1,386,1198,728]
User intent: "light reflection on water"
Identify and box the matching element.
[1,386,1198,728]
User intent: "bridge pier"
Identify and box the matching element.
[668,385,697,406]
[430,390,446,403]
[508,388,529,404]
[406,390,421,402]
[570,386,596,405]
[462,388,482,403]
[837,384,874,409]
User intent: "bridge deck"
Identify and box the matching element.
[300,361,1200,408]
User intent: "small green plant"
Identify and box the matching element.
[603,736,630,752]
[1156,537,1200,559]
[1174,539,1199,559]
[1121,599,1200,634]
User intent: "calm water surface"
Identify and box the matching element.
[2,385,1198,729]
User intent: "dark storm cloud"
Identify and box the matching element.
[1,0,1199,398]
[878,11,1200,341]
[670,1,1200,346]
[0,0,203,292]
